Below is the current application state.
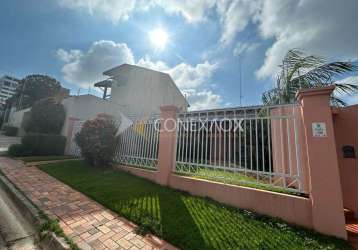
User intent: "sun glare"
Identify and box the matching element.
[149,28,168,50]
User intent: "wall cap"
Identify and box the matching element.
[296,85,335,101]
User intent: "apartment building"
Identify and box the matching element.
[0,75,19,106]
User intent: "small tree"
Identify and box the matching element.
[75,114,119,167]
[25,98,66,134]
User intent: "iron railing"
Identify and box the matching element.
[174,104,305,193]
[115,115,160,169]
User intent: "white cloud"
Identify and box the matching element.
[167,61,218,89]
[57,40,134,87]
[217,0,262,46]
[233,42,260,56]
[184,89,223,110]
[255,0,358,79]
[137,57,218,89]
[58,0,138,23]
[153,0,216,23]
[56,49,82,63]
[137,57,169,72]
[56,0,260,47]
[57,0,216,23]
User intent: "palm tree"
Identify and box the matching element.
[262,49,358,106]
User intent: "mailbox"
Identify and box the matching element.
[342,145,356,159]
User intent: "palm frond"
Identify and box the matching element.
[262,88,281,105]
[331,95,348,107]
[269,49,358,106]
[295,61,358,85]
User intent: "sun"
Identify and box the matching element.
[149,28,169,50]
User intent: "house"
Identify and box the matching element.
[6,64,188,153]
[95,64,189,117]
[60,94,131,136]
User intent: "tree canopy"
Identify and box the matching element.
[15,74,62,109]
[262,49,358,106]
[25,97,65,134]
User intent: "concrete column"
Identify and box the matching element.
[297,86,347,239]
[156,106,178,186]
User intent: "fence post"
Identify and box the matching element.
[297,86,346,239]
[156,105,178,186]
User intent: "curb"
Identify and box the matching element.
[24,158,82,167]
[0,174,70,250]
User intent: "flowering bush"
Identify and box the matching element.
[75,114,119,167]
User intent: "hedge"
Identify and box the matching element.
[3,125,18,136]
[8,144,32,157]
[21,133,67,156]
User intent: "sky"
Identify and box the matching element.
[1,0,358,110]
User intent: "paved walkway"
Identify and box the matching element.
[0,157,177,250]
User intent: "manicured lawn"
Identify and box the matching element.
[176,166,303,196]
[16,155,77,162]
[39,161,352,250]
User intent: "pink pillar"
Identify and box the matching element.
[156,106,178,186]
[297,86,347,239]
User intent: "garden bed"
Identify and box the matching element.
[39,161,352,250]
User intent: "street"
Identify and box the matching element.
[0,184,38,249]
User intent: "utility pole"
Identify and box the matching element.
[18,80,26,110]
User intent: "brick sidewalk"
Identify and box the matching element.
[0,157,178,250]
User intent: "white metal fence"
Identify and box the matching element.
[174,104,305,194]
[115,116,160,169]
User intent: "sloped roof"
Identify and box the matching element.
[103,63,169,77]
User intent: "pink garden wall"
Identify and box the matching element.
[108,86,353,240]
[333,105,358,218]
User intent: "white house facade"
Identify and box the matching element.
[99,64,188,117]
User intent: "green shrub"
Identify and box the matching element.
[8,144,32,157]
[25,98,65,134]
[22,133,66,156]
[75,114,119,167]
[3,125,18,136]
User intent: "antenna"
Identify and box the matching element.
[239,55,244,106]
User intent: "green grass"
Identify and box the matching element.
[15,155,77,162]
[176,167,304,196]
[39,161,352,250]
